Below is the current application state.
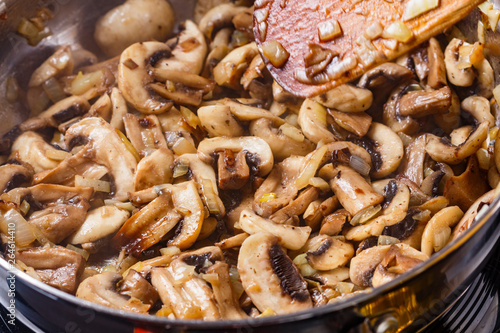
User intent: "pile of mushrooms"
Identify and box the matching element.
[1,0,499,320]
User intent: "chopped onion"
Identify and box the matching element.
[296,144,328,190]
[350,204,382,226]
[432,228,451,253]
[457,42,483,69]
[172,137,197,155]
[229,266,245,299]
[173,160,189,178]
[493,84,500,105]
[382,22,413,43]
[104,200,136,212]
[478,21,486,45]
[19,200,30,216]
[335,282,354,294]
[280,123,304,142]
[17,18,40,38]
[200,179,221,215]
[115,129,140,162]
[71,70,104,96]
[259,192,276,202]
[261,41,290,68]
[0,209,36,248]
[476,148,490,170]
[364,21,384,40]
[308,177,331,192]
[42,77,66,103]
[179,106,201,129]
[293,253,317,277]
[349,155,371,177]
[5,77,20,103]
[46,148,72,161]
[66,244,90,260]
[318,19,342,42]
[257,308,277,318]
[403,0,439,21]
[159,246,181,257]
[377,235,400,246]
[156,306,173,317]
[75,175,111,193]
[487,9,500,32]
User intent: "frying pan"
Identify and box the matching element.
[0,0,499,332]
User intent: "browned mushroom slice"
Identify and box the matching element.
[421,206,463,256]
[202,262,248,320]
[314,84,373,113]
[238,209,311,250]
[370,244,429,288]
[77,272,150,313]
[35,117,138,201]
[7,184,93,243]
[444,38,475,87]
[217,149,250,190]
[303,196,340,231]
[426,121,488,165]
[298,99,338,144]
[0,163,33,193]
[398,86,452,118]
[451,189,495,241]
[16,245,85,294]
[119,269,159,305]
[320,208,350,236]
[382,83,420,135]
[328,109,372,138]
[123,113,168,158]
[238,233,313,314]
[199,3,248,38]
[28,46,74,88]
[270,186,320,225]
[319,164,384,217]
[306,235,354,271]
[427,37,447,89]
[253,156,303,217]
[398,134,427,186]
[213,42,259,89]
[134,147,174,191]
[113,193,182,256]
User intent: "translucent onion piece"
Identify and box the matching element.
[66,244,90,260]
[261,41,290,68]
[75,175,111,193]
[179,106,201,129]
[173,161,189,178]
[172,137,197,155]
[71,70,104,96]
[200,179,221,215]
[5,77,20,103]
[115,129,141,162]
[308,177,331,192]
[382,22,413,43]
[280,123,305,142]
[42,77,66,103]
[349,155,371,177]
[403,0,439,21]
[0,209,36,248]
[377,235,400,246]
[296,144,328,190]
[46,148,72,161]
[350,204,382,226]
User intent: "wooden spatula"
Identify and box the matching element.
[253,0,484,97]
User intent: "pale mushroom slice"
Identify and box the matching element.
[238,232,313,314]
[117,41,174,114]
[298,99,338,144]
[451,189,495,241]
[67,205,130,245]
[16,245,85,294]
[345,179,410,241]
[444,38,475,87]
[199,3,248,38]
[197,104,245,138]
[28,46,74,88]
[134,147,174,192]
[313,84,373,112]
[253,0,483,97]
[35,117,138,201]
[119,269,159,306]
[238,209,312,250]
[213,42,259,89]
[77,272,150,313]
[421,206,464,257]
[0,163,33,193]
[425,121,489,165]
[123,113,168,158]
[305,235,354,271]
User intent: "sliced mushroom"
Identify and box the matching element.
[398,134,427,186]
[319,164,384,217]
[0,163,33,193]
[443,155,490,212]
[197,105,245,138]
[217,149,250,190]
[425,121,489,165]
[36,117,138,201]
[364,122,404,179]
[298,99,338,144]
[134,147,174,191]
[10,132,63,173]
[77,272,150,313]
[421,206,464,256]
[28,46,74,88]
[16,245,85,294]
[270,186,320,225]
[119,269,159,306]
[223,99,285,125]
[109,87,128,132]
[303,196,340,231]
[306,235,354,271]
[94,0,175,57]
[199,3,248,39]
[444,38,475,87]
[198,136,274,177]
[238,233,313,314]
[461,96,495,128]
[238,209,311,250]
[112,193,181,255]
[313,84,373,112]
[320,208,350,236]
[451,189,495,240]
[123,113,168,157]
[433,87,461,134]
[253,156,303,217]
[328,109,372,137]
[345,180,410,241]
[213,42,259,89]
[370,243,429,288]
[382,83,420,135]
[250,118,315,161]
[117,41,174,114]
[67,205,130,245]
[398,86,452,118]
[427,37,447,89]
[19,95,91,133]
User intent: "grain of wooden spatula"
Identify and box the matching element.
[253,0,485,97]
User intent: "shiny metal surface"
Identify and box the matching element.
[0,0,499,332]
